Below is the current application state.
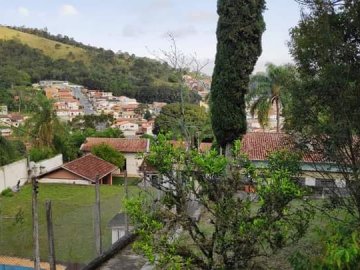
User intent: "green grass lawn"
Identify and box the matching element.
[0,184,141,265]
[112,176,141,186]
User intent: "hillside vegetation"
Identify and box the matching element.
[0,26,89,62]
[0,26,201,106]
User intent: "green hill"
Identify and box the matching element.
[0,26,89,63]
[0,26,201,107]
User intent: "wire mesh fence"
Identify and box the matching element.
[0,183,135,269]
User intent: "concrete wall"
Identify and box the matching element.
[32,154,64,176]
[0,154,63,192]
[124,153,143,177]
[0,158,28,192]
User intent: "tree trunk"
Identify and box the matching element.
[225,143,233,177]
[275,98,280,132]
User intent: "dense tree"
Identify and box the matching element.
[91,143,125,169]
[247,63,296,131]
[211,0,266,148]
[153,103,212,142]
[286,1,360,267]
[0,34,202,104]
[0,136,25,166]
[70,114,115,130]
[125,135,312,269]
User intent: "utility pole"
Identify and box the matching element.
[32,177,40,270]
[94,175,102,255]
[46,200,56,270]
[124,170,129,234]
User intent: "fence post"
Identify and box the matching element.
[94,175,102,255]
[46,200,56,270]
[32,177,40,270]
[124,171,129,234]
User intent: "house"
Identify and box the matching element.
[113,121,139,137]
[108,213,133,244]
[141,133,346,197]
[80,138,149,177]
[241,132,346,196]
[39,154,117,185]
[0,105,8,115]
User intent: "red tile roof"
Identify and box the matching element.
[199,142,212,153]
[242,133,289,161]
[62,153,117,182]
[81,138,148,153]
[241,132,325,163]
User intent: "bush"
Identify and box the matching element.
[29,147,54,162]
[1,188,13,197]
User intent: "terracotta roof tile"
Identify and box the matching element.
[81,138,148,153]
[241,132,325,163]
[62,153,117,182]
[199,142,212,153]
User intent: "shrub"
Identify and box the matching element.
[1,188,13,197]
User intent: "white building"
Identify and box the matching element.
[114,121,139,137]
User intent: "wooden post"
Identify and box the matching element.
[124,171,129,234]
[32,177,40,270]
[94,175,102,255]
[46,200,56,270]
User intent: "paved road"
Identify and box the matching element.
[72,88,95,115]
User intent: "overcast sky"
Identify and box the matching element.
[0,0,303,75]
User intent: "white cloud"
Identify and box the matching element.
[18,7,30,17]
[59,4,78,16]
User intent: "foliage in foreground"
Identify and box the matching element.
[125,134,313,269]
[287,1,360,268]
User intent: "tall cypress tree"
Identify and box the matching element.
[211,0,266,148]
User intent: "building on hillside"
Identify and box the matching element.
[39,154,117,185]
[45,87,59,99]
[0,128,12,137]
[80,138,149,177]
[149,102,167,116]
[112,121,139,137]
[0,105,8,115]
[118,96,138,105]
[40,80,69,87]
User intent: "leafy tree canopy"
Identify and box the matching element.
[91,143,125,169]
[153,103,212,142]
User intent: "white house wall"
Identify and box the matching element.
[124,153,143,177]
[38,178,91,185]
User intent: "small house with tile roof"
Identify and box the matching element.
[241,132,347,196]
[38,154,118,185]
[80,138,149,177]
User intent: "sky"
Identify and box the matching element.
[0,0,303,75]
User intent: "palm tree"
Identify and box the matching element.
[29,93,59,148]
[247,63,294,132]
